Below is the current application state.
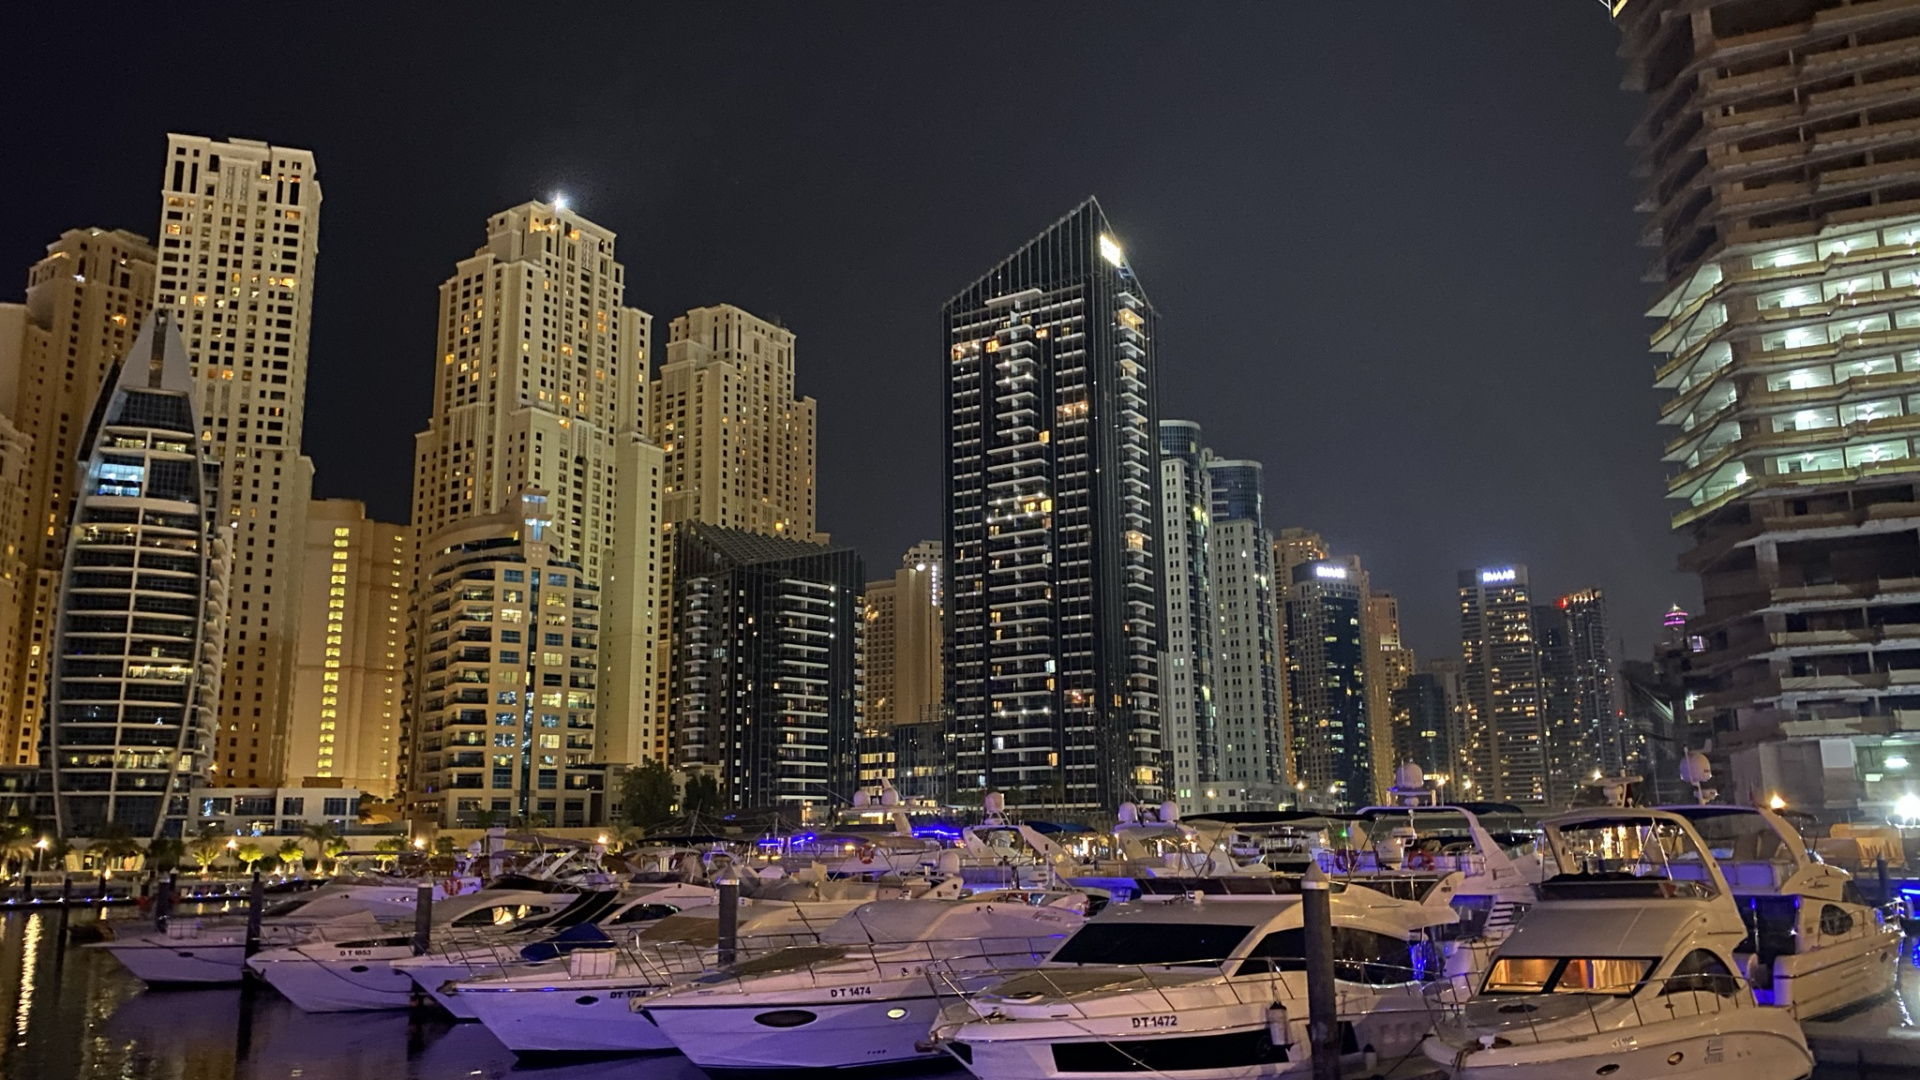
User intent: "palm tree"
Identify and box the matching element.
[299,822,338,865]
[234,841,265,875]
[146,837,186,873]
[0,820,34,878]
[322,838,350,875]
[275,838,304,875]
[372,836,407,871]
[89,825,143,871]
[188,831,225,875]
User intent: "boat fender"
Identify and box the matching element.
[1266,1002,1288,1046]
[1362,1044,1377,1071]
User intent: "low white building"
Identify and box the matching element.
[189,785,362,837]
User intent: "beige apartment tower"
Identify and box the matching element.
[1363,590,1416,802]
[652,304,819,541]
[407,201,664,816]
[152,134,320,785]
[0,228,158,765]
[287,500,405,797]
[863,542,944,729]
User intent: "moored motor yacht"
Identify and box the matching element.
[930,879,1455,1080]
[246,883,587,1011]
[1421,808,1815,1080]
[1661,803,1900,1020]
[643,891,1091,1071]
[450,896,882,1055]
[88,877,451,985]
[394,879,718,1018]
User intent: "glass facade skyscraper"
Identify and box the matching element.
[1285,558,1370,807]
[48,312,230,839]
[943,199,1164,811]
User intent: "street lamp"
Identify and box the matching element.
[33,837,48,873]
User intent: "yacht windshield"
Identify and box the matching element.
[1050,922,1252,967]
[1483,956,1653,996]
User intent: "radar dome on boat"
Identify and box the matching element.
[983,792,1005,815]
[1680,750,1712,786]
[1159,801,1181,823]
[1395,761,1425,790]
[853,790,870,808]
[879,787,899,807]
[1117,802,1139,824]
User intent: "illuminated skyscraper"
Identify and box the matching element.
[1285,557,1370,807]
[1613,1,1920,815]
[944,199,1163,811]
[863,542,944,729]
[152,135,317,786]
[0,228,156,766]
[406,201,663,821]
[48,312,230,838]
[669,523,862,810]
[1206,456,1285,808]
[287,500,404,797]
[1158,421,1216,811]
[1458,566,1546,803]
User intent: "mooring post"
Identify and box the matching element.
[716,874,740,967]
[243,870,265,958]
[1301,862,1340,1080]
[411,883,433,955]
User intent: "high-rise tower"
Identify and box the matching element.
[1285,557,1371,808]
[48,312,230,838]
[1613,1,1920,815]
[287,500,405,797]
[652,304,818,541]
[944,199,1164,811]
[1158,420,1216,811]
[1206,456,1286,809]
[407,201,663,820]
[863,542,944,730]
[152,135,318,786]
[0,228,157,766]
[1458,566,1546,803]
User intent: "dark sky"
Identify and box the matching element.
[4,2,1691,664]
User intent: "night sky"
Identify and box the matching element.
[3,2,1688,664]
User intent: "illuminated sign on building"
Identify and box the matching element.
[1313,564,1348,580]
[1099,234,1123,267]
[1480,568,1517,584]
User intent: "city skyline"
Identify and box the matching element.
[0,4,1683,670]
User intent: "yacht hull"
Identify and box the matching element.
[93,940,245,985]
[253,952,419,1012]
[1765,928,1902,1021]
[1426,1018,1813,1080]
[648,991,953,1071]
[945,997,1429,1080]
[459,984,676,1055]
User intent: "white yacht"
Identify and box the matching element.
[88,878,446,985]
[644,891,1091,1071]
[931,881,1455,1080]
[245,884,586,1012]
[450,897,883,1055]
[1344,801,1540,976]
[1662,803,1900,1020]
[393,879,718,1018]
[1422,809,1815,1080]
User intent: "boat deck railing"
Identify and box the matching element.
[1423,969,1767,1049]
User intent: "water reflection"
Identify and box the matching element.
[1,909,1913,1079]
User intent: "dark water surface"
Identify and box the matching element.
[3,908,1916,1080]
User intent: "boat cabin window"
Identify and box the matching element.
[1233,929,1305,976]
[1051,922,1251,967]
[609,903,679,925]
[1660,949,1739,997]
[1233,928,1423,985]
[1484,956,1653,996]
[1818,904,1853,937]
[452,903,542,928]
